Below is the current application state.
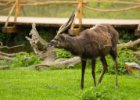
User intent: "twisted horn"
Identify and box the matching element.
[57,10,75,35]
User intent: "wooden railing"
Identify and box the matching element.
[3,0,86,32]
[2,0,140,33]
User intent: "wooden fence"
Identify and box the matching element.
[1,0,140,33]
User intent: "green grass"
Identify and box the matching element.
[1,0,140,19]
[0,69,140,100]
[20,0,140,19]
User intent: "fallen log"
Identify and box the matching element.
[35,56,80,70]
[133,51,140,56]
[0,55,13,60]
[0,44,24,49]
[117,38,140,48]
[0,51,16,57]
[0,43,23,61]
[25,23,49,59]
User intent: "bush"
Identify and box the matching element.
[119,31,136,43]
[81,86,126,100]
[96,49,138,75]
[55,48,73,58]
[82,86,113,100]
[11,52,40,68]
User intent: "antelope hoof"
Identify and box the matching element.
[81,86,84,90]
[116,83,119,88]
[81,84,84,89]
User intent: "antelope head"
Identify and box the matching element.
[49,11,75,47]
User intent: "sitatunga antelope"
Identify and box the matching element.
[48,12,119,89]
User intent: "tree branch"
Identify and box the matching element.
[117,38,140,48]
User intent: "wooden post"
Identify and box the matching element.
[70,3,80,30]
[78,0,83,30]
[14,0,20,22]
[70,0,83,35]
[4,2,16,27]
[2,2,17,33]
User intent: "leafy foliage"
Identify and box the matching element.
[82,87,109,100]
[96,49,138,75]
[82,86,128,100]
[117,49,138,74]
[11,52,40,68]
[0,32,14,44]
[55,48,73,58]
[0,33,7,42]
[0,60,11,67]
[119,31,136,43]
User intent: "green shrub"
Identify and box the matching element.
[119,31,135,43]
[55,48,73,58]
[0,32,13,43]
[117,49,137,74]
[0,60,11,66]
[82,86,126,100]
[96,49,138,75]
[82,86,111,100]
[11,52,40,68]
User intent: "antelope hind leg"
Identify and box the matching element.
[98,57,108,85]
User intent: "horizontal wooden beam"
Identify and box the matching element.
[0,16,139,29]
[92,0,140,5]
[21,1,87,6]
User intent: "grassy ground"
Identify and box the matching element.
[0,69,140,100]
[1,0,140,19]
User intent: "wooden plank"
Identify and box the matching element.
[0,16,140,27]
[14,0,20,22]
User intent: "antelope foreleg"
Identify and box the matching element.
[81,58,87,89]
